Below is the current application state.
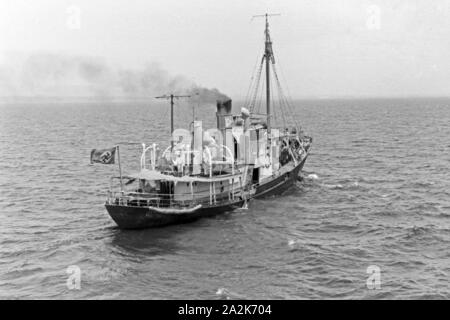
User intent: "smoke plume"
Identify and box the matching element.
[0,52,229,103]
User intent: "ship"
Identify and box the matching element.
[103,14,312,229]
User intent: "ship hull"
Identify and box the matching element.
[106,156,308,229]
[253,157,307,199]
[105,199,245,229]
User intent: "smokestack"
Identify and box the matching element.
[216,99,232,115]
[216,99,233,130]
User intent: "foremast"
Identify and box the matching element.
[253,13,279,135]
[263,13,275,135]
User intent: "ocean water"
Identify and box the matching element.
[0,98,449,299]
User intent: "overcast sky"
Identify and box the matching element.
[1,0,449,98]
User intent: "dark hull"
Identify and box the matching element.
[254,157,306,198]
[105,199,245,229]
[106,156,308,229]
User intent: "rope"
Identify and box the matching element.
[271,63,288,128]
[276,62,303,133]
[245,44,304,135]
[270,70,277,125]
[249,56,265,112]
[271,64,300,131]
[244,51,264,108]
[256,71,265,114]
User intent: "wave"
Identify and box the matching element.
[215,287,245,300]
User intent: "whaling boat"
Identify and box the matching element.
[94,14,312,229]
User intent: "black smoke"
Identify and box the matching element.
[0,52,229,103]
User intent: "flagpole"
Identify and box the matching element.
[116,145,124,192]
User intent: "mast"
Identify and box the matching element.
[264,13,272,134]
[253,13,279,134]
[155,94,191,150]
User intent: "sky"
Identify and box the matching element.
[0,0,450,99]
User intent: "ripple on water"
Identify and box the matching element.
[1,99,450,299]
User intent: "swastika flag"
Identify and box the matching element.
[90,147,116,164]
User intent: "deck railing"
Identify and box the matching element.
[106,190,244,208]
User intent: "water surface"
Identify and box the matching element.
[0,98,449,299]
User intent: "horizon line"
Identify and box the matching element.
[1,94,450,103]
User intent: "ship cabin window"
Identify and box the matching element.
[233,137,238,161]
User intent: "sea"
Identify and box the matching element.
[0,97,449,299]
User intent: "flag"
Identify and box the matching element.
[90,147,116,164]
